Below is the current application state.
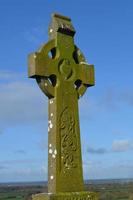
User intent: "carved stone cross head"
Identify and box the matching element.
[28,13,95,99]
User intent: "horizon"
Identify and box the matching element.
[1,177,133,185]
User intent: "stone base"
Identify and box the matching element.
[32,191,98,200]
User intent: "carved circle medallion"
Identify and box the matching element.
[59,59,72,79]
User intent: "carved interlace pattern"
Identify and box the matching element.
[60,107,77,169]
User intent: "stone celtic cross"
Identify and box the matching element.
[28,13,98,200]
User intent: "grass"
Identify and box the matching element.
[0,181,133,200]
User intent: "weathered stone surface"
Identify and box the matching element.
[32,192,98,200]
[28,13,97,199]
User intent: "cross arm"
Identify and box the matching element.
[28,52,58,78]
[76,62,95,86]
[28,39,58,78]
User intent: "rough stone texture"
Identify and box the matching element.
[28,13,98,199]
[32,192,98,200]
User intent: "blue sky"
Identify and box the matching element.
[0,0,133,182]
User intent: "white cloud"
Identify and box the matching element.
[83,160,133,180]
[87,147,107,154]
[1,71,132,130]
[0,158,47,182]
[0,71,48,128]
[112,139,133,152]
[0,166,47,182]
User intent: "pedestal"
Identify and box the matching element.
[32,191,98,200]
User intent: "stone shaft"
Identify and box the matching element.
[48,80,84,193]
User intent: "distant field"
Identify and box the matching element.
[85,181,133,199]
[0,181,133,200]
